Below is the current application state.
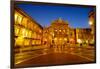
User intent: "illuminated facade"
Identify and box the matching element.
[76,28,92,45]
[43,18,93,48]
[43,18,76,48]
[69,28,76,44]
[14,7,43,64]
[50,18,69,47]
[89,10,95,44]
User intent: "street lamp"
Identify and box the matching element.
[77,39,82,47]
[89,21,93,25]
[52,33,54,37]
[64,38,67,41]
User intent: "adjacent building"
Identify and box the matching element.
[76,28,92,45]
[89,10,95,44]
[14,7,43,64]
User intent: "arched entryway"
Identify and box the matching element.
[52,37,68,49]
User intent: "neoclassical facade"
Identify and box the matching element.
[43,18,76,48]
[89,10,95,44]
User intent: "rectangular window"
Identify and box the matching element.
[22,17,27,28]
[28,31,32,38]
[15,12,18,24]
[15,36,24,46]
[24,39,30,46]
[27,20,31,29]
[32,40,35,45]
[14,25,20,36]
[18,15,23,25]
[19,28,24,37]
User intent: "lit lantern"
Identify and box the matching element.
[59,30,61,32]
[89,21,93,25]
[77,39,82,44]
[52,33,54,37]
[54,38,57,41]
[64,38,67,41]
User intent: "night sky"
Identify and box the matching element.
[16,3,94,28]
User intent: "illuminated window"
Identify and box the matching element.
[15,38,17,46]
[39,30,42,33]
[34,25,37,30]
[63,30,65,32]
[39,41,41,44]
[22,17,27,27]
[24,30,32,38]
[27,20,31,29]
[64,38,67,41]
[22,29,26,37]
[14,25,20,36]
[32,40,35,45]
[35,40,40,44]
[19,29,28,37]
[27,30,31,38]
[15,13,18,24]
[54,38,57,41]
[19,28,26,37]
[15,36,24,46]
[35,40,37,44]
[24,39,30,46]
[32,32,36,38]
[59,30,61,32]
[30,22,33,30]
[18,15,23,24]
[25,30,29,37]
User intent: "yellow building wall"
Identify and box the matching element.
[14,8,43,65]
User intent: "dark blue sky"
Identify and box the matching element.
[16,3,94,28]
